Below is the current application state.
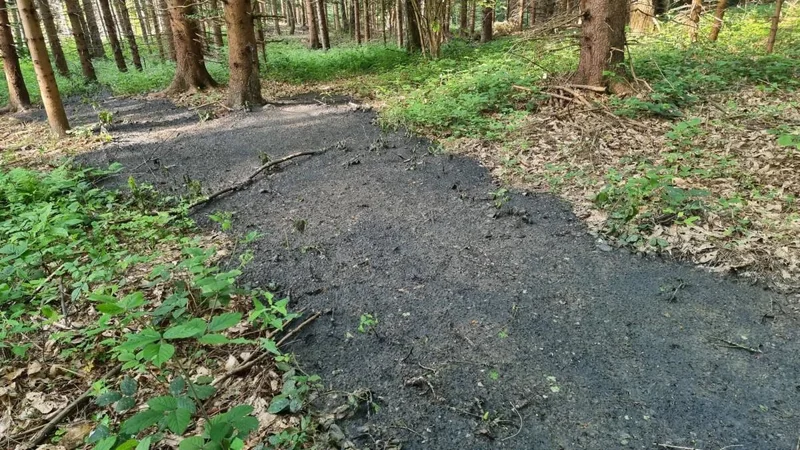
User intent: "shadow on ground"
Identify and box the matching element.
[79,100,800,450]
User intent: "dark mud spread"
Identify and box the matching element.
[78,98,800,450]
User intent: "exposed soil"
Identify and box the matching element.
[77,97,800,450]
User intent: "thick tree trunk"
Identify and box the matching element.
[0,0,30,110]
[18,0,69,135]
[304,0,320,47]
[480,5,491,42]
[316,0,329,48]
[98,0,127,70]
[575,0,627,89]
[114,0,142,69]
[37,0,69,76]
[63,0,97,80]
[165,0,216,93]
[708,0,726,41]
[158,0,174,59]
[209,0,223,46]
[223,0,263,108]
[687,0,702,42]
[630,0,654,34]
[405,0,419,50]
[146,0,164,58]
[81,0,106,56]
[765,0,784,54]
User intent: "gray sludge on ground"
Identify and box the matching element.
[80,98,800,450]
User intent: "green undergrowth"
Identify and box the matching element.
[0,165,317,449]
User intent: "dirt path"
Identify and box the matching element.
[79,98,800,450]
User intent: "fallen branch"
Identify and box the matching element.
[21,365,122,449]
[718,338,762,354]
[211,311,322,387]
[657,445,702,450]
[500,401,523,442]
[189,150,327,210]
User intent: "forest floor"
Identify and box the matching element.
[33,92,795,450]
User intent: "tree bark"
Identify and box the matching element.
[395,0,402,45]
[353,0,359,42]
[284,0,295,33]
[708,0,726,41]
[304,0,319,47]
[145,0,164,58]
[98,0,127,71]
[37,0,69,76]
[253,0,266,63]
[480,5,491,42]
[208,0,223,46]
[316,0,329,48]
[223,0,263,109]
[63,0,97,80]
[363,0,369,39]
[765,0,784,54]
[114,0,142,69]
[165,0,216,93]
[134,0,151,45]
[158,0,174,59]
[18,0,69,135]
[575,0,628,89]
[687,0,702,42]
[8,1,26,56]
[81,0,106,56]
[0,0,30,110]
[630,0,655,34]
[405,0,419,50]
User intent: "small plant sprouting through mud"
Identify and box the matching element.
[358,314,378,334]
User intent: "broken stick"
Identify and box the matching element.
[189,149,327,210]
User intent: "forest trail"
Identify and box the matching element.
[80,97,800,450]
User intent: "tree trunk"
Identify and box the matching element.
[223,0,263,108]
[469,0,476,35]
[37,0,69,76]
[285,0,295,33]
[253,0,266,63]
[630,0,655,34]
[208,0,223,46]
[158,0,174,59]
[146,0,164,58]
[98,0,127,70]
[708,0,726,41]
[63,0,97,80]
[765,0,784,54]
[114,0,142,69]
[479,5,491,42]
[133,0,151,45]
[0,0,30,110]
[687,0,701,42]
[363,0,369,39]
[352,0,359,42]
[165,0,216,93]
[18,0,69,135]
[82,0,106,56]
[316,0,329,48]
[575,0,628,89]
[395,0,402,45]
[405,0,419,50]
[528,0,534,26]
[304,0,319,47]
[8,1,26,56]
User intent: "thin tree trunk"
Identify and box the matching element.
[81,0,106,56]
[332,0,338,29]
[284,0,295,33]
[405,0,418,50]
[352,0,359,41]
[708,0,726,41]
[480,4,491,42]
[0,0,30,110]
[114,0,142,69]
[133,0,150,45]
[98,0,127,70]
[688,0,702,42]
[765,0,784,53]
[395,0,401,45]
[8,1,26,56]
[363,0,369,39]
[18,0,69,135]
[63,0,97,79]
[317,0,329,47]
[158,0,174,59]
[146,0,163,58]
[253,0,266,63]
[575,0,627,89]
[209,0,223,46]
[304,0,319,47]
[469,0,475,35]
[37,0,69,76]
[165,0,216,93]
[270,0,281,34]
[223,0,263,108]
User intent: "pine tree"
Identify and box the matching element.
[0,0,31,111]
